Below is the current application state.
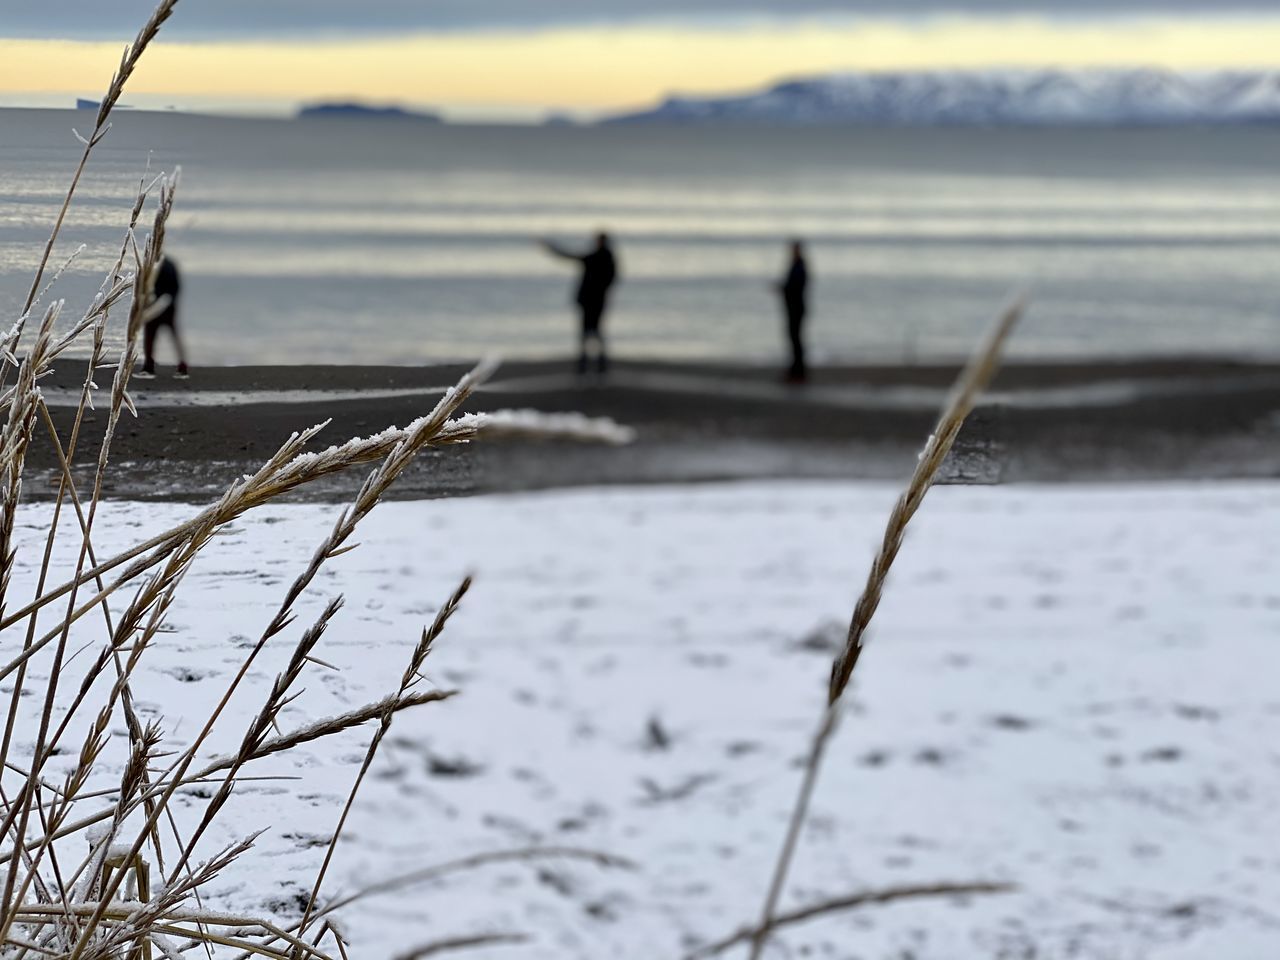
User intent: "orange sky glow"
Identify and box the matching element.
[3,17,1279,117]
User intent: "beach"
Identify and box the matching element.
[32,356,1280,501]
[23,353,1280,959]
[12,480,1280,958]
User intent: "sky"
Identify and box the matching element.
[4,1,1280,119]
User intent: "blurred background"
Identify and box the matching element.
[2,1,1280,366]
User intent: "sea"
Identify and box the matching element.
[2,107,1280,366]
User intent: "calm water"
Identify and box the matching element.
[2,108,1280,365]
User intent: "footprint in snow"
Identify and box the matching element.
[637,773,716,805]
[162,665,217,683]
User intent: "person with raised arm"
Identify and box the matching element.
[541,232,619,376]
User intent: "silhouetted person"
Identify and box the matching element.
[139,255,189,378]
[777,241,808,383]
[542,233,618,375]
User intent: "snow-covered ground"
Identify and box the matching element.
[11,480,1280,959]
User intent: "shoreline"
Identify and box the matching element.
[43,354,1280,391]
[32,356,1280,501]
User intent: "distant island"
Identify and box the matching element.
[605,69,1280,126]
[76,97,131,110]
[297,102,442,122]
[541,113,580,128]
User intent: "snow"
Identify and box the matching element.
[612,69,1280,125]
[9,480,1280,958]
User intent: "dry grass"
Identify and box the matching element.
[0,3,633,957]
[688,880,1016,960]
[738,298,1025,960]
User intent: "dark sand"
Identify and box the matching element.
[31,357,1280,501]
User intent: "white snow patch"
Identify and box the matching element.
[10,480,1280,958]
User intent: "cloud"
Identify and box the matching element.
[3,0,1271,40]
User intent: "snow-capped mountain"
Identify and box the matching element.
[604,69,1280,125]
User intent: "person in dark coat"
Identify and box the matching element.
[777,240,809,383]
[139,255,189,378]
[541,232,618,375]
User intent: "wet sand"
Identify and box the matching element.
[31,356,1280,501]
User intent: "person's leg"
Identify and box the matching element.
[577,313,590,375]
[142,318,159,374]
[785,316,799,378]
[587,304,607,373]
[169,321,190,376]
[787,309,806,381]
[793,312,807,380]
[581,304,603,375]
